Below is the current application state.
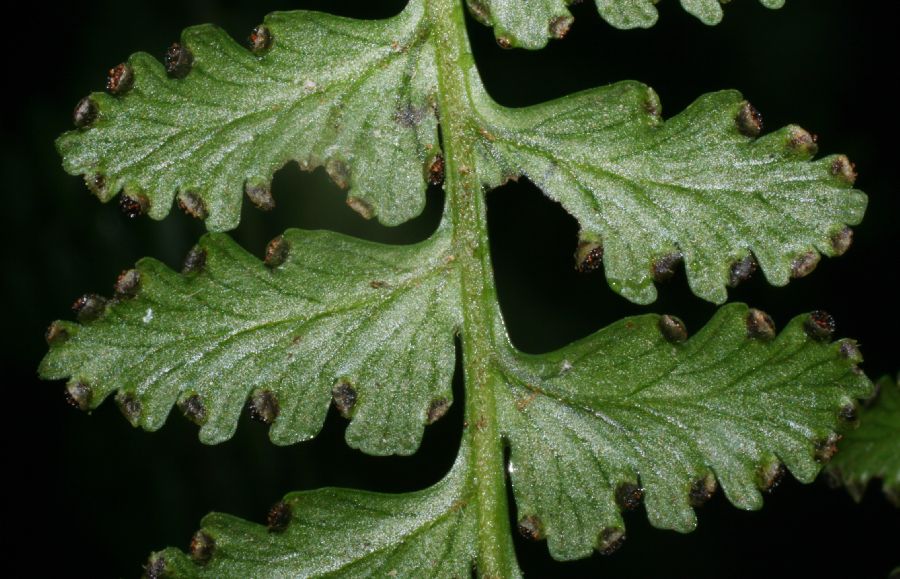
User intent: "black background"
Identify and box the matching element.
[2,0,897,576]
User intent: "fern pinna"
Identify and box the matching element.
[42,1,884,576]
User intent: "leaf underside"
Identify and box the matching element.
[472,80,865,305]
[57,2,439,231]
[826,375,900,506]
[58,1,864,306]
[40,226,461,456]
[496,303,870,560]
[136,305,870,574]
[466,0,787,49]
[150,448,476,578]
[46,0,877,575]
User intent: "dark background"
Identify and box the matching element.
[3,0,897,576]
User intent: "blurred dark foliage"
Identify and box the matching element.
[2,0,897,576]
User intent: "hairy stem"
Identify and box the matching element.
[427,0,519,576]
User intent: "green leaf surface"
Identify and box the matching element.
[495,304,871,560]
[46,0,877,574]
[466,0,786,48]
[148,448,476,577]
[57,1,439,231]
[40,225,460,455]
[827,375,900,506]
[472,81,866,304]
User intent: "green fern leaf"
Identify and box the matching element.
[125,305,870,575]
[40,226,460,455]
[57,1,439,231]
[826,375,900,506]
[44,0,878,575]
[472,81,865,304]
[497,304,870,560]
[145,450,476,578]
[466,0,787,49]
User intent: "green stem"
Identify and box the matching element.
[426,0,519,576]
